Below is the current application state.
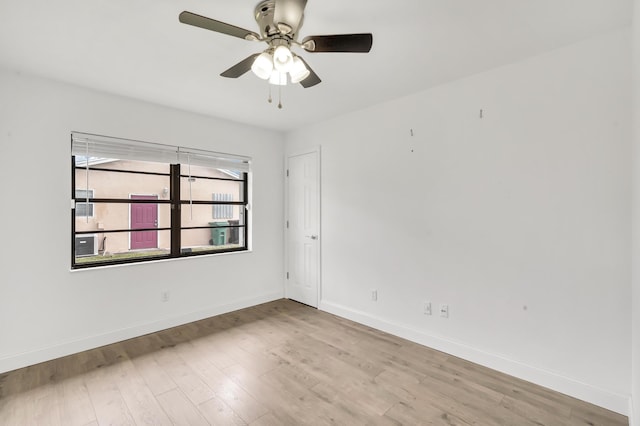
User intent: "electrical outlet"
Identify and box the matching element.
[440,304,449,318]
[424,301,432,315]
[161,291,170,303]
[371,290,378,301]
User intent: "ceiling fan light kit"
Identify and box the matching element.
[273,45,294,72]
[251,52,274,80]
[178,0,373,107]
[269,71,288,86]
[289,56,310,83]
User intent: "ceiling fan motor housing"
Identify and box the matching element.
[254,0,304,40]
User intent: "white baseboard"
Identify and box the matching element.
[320,300,630,417]
[0,291,283,374]
[630,396,637,426]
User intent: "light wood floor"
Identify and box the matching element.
[0,299,628,425]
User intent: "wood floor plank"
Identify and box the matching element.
[155,388,209,425]
[310,381,401,423]
[441,360,576,421]
[258,363,320,398]
[209,377,269,423]
[222,363,311,424]
[55,353,97,426]
[83,351,136,426]
[0,299,628,426]
[385,400,472,426]
[569,403,629,426]
[0,395,28,426]
[191,333,240,371]
[32,389,63,426]
[168,339,266,424]
[153,344,216,406]
[127,352,177,397]
[198,395,247,425]
[195,360,270,423]
[390,377,506,426]
[444,354,577,413]
[121,336,178,397]
[500,394,572,426]
[226,346,285,378]
[374,368,424,402]
[225,358,386,425]
[109,345,174,426]
[249,412,285,426]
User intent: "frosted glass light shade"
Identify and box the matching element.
[269,70,287,86]
[273,45,294,73]
[289,56,310,84]
[251,52,273,80]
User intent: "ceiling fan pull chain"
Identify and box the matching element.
[278,82,283,109]
[268,84,272,104]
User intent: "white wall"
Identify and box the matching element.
[0,69,285,373]
[632,1,640,424]
[286,30,632,414]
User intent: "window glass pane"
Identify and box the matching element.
[180,204,245,228]
[74,230,171,266]
[75,160,170,199]
[181,227,245,253]
[180,173,245,203]
[75,202,171,250]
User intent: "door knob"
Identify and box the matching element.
[305,235,318,240]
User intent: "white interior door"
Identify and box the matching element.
[286,150,320,308]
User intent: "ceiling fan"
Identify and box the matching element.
[179,0,373,104]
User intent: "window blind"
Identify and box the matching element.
[71,132,251,173]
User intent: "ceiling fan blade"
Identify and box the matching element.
[220,53,260,78]
[179,11,260,41]
[301,33,373,53]
[273,0,307,36]
[298,57,321,88]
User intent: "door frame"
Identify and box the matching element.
[284,147,322,307]
[129,193,159,250]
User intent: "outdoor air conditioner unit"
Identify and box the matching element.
[75,235,96,256]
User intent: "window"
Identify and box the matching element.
[75,189,94,217]
[71,132,250,269]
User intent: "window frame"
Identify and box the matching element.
[71,135,250,269]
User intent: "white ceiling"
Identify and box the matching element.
[0,0,632,131]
